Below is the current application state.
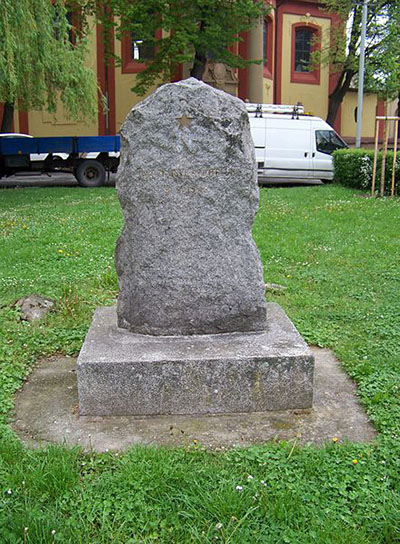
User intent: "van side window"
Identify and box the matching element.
[316,130,347,155]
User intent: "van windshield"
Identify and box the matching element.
[316,130,348,155]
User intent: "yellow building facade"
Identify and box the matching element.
[6,0,385,144]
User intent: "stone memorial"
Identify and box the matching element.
[77,78,314,416]
[115,77,266,335]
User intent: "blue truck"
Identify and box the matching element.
[0,134,120,187]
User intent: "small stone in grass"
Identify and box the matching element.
[13,294,55,322]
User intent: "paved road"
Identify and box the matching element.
[0,172,116,189]
[0,172,323,189]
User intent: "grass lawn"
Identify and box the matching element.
[0,184,399,543]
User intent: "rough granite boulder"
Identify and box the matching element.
[115,78,266,335]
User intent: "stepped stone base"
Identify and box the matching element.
[77,304,314,416]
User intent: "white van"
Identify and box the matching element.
[247,103,348,181]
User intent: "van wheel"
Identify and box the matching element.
[75,160,106,187]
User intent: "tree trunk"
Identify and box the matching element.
[190,51,207,80]
[1,102,14,133]
[326,70,354,127]
[326,92,344,128]
[190,19,207,80]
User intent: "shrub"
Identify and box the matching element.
[333,148,400,195]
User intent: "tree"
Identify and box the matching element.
[88,0,269,96]
[0,0,98,132]
[363,2,400,101]
[314,0,400,127]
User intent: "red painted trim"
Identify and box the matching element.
[97,24,106,135]
[96,19,116,135]
[169,30,183,82]
[275,3,283,103]
[376,100,385,141]
[171,62,183,82]
[290,22,320,85]
[108,45,116,136]
[238,31,249,100]
[121,29,162,74]
[69,11,79,45]
[263,16,274,79]
[279,0,333,16]
[18,111,29,134]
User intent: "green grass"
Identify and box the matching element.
[0,184,399,543]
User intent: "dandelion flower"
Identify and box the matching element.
[352,459,358,465]
[332,437,339,443]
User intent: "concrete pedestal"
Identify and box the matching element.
[77,303,314,416]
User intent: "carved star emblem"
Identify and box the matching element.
[176,113,193,128]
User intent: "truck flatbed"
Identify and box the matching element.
[0,135,120,187]
[0,135,120,155]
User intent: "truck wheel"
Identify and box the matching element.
[75,160,106,187]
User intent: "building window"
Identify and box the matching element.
[263,16,273,78]
[291,23,320,85]
[294,28,312,72]
[130,36,155,62]
[122,28,161,74]
[53,9,82,45]
[263,19,268,66]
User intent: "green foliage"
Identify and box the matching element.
[89,0,270,95]
[315,0,400,124]
[333,148,400,194]
[0,185,399,542]
[318,0,400,81]
[1,438,399,542]
[0,0,98,124]
[363,1,400,100]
